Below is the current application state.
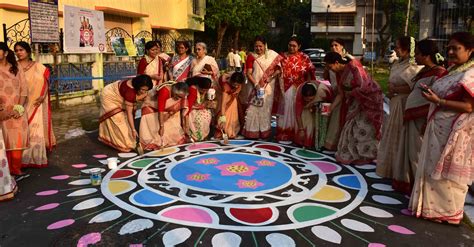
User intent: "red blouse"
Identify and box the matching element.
[157,87,171,112]
[137,58,148,75]
[245,54,256,71]
[119,81,136,103]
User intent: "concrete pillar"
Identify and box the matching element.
[92,53,104,91]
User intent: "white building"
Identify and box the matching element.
[310,0,385,56]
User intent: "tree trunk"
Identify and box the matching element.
[234,29,240,50]
[215,22,228,58]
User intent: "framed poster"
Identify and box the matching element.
[63,5,106,53]
[28,0,59,43]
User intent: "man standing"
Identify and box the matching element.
[234,50,242,72]
[238,48,246,71]
[227,48,235,71]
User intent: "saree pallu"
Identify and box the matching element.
[334,60,383,165]
[242,50,282,139]
[98,82,135,152]
[158,96,186,148]
[170,55,192,82]
[276,52,315,142]
[139,56,164,150]
[22,63,56,168]
[0,129,17,201]
[376,59,420,178]
[188,106,212,141]
[191,55,219,82]
[409,65,474,224]
[392,66,447,194]
[215,80,241,139]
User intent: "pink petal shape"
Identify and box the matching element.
[77,232,101,247]
[72,164,88,169]
[129,245,143,247]
[47,219,75,230]
[34,203,60,211]
[388,225,415,235]
[93,154,108,159]
[36,190,59,196]
[401,209,413,216]
[51,175,70,180]
[368,244,386,247]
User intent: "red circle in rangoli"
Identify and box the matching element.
[254,144,283,152]
[111,169,135,179]
[229,208,273,224]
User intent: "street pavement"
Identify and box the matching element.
[0,91,473,246]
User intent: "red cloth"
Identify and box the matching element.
[157,87,171,112]
[6,150,22,175]
[137,58,148,75]
[119,81,136,103]
[340,60,384,140]
[245,54,256,71]
[281,52,315,91]
[186,86,198,115]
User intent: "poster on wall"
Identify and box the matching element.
[63,5,106,53]
[110,37,128,56]
[28,0,59,43]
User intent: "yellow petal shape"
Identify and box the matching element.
[311,185,350,203]
[108,180,136,195]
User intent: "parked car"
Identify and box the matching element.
[307,50,326,65]
[303,48,325,55]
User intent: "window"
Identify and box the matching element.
[193,0,201,15]
[311,13,355,27]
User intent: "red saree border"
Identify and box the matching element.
[99,108,123,123]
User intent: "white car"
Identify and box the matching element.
[384,50,398,64]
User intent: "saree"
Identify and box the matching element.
[215,74,242,139]
[156,85,187,147]
[98,81,136,152]
[21,62,56,168]
[409,63,474,224]
[0,129,17,201]
[138,55,164,150]
[294,82,331,148]
[392,66,447,194]
[376,59,421,178]
[335,60,383,164]
[191,55,219,82]
[324,70,342,150]
[276,52,315,142]
[0,67,28,175]
[170,55,193,82]
[242,50,282,139]
[187,86,212,141]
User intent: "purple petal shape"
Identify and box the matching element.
[72,164,88,169]
[51,175,70,180]
[77,232,101,247]
[388,225,415,235]
[368,244,386,247]
[401,209,413,216]
[47,219,75,230]
[36,190,59,196]
[34,203,60,211]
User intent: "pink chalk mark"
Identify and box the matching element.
[129,245,143,247]
[47,219,75,230]
[93,154,107,159]
[368,244,386,247]
[162,208,213,224]
[187,143,218,150]
[51,175,70,180]
[388,225,415,235]
[72,164,87,169]
[77,232,101,247]
[34,203,60,211]
[401,209,413,216]
[310,161,340,173]
[36,190,59,196]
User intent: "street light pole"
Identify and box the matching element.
[326,5,330,37]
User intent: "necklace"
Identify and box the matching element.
[448,59,474,75]
[21,61,34,72]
